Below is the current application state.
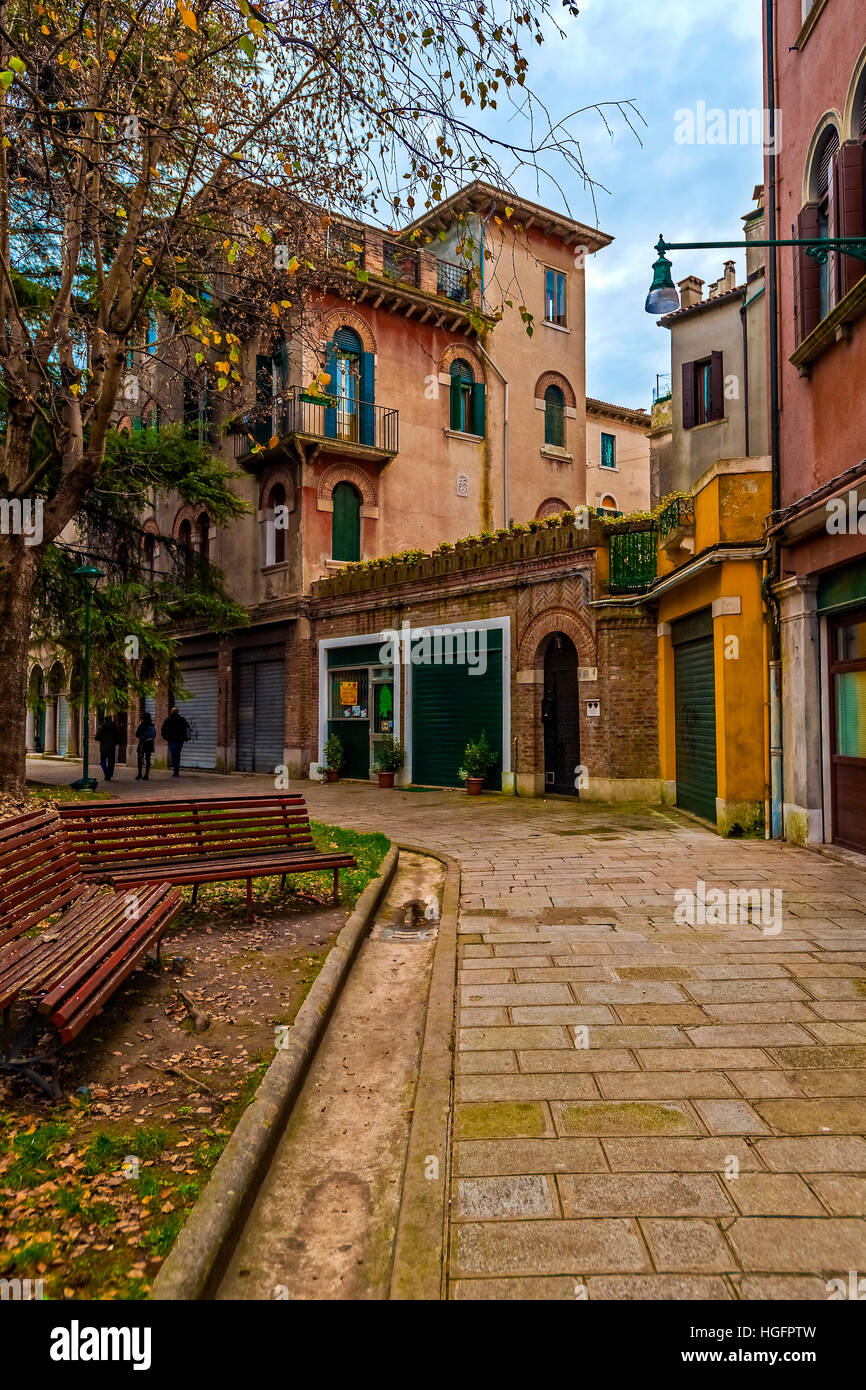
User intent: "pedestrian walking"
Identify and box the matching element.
[95,714,121,782]
[135,712,156,780]
[161,706,190,777]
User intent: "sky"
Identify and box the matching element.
[502,0,765,409]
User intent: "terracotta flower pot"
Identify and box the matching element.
[378,771,395,788]
[326,768,340,783]
[465,777,484,795]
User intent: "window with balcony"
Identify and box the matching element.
[600,432,617,468]
[544,268,567,327]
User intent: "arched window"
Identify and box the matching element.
[331,481,361,562]
[598,494,619,518]
[197,513,210,562]
[143,532,156,582]
[266,482,287,566]
[544,385,565,447]
[449,359,475,434]
[178,519,193,580]
[815,126,840,318]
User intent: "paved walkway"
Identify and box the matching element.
[29,760,866,1298]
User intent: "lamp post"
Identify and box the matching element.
[71,563,104,792]
[645,234,866,315]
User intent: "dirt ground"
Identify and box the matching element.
[0,891,351,1298]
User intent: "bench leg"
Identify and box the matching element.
[333,867,339,904]
[0,1010,61,1099]
[279,874,287,893]
[246,878,253,919]
[191,883,199,906]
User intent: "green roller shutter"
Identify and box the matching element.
[412,629,502,788]
[673,610,717,823]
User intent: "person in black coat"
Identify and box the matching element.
[161,707,190,777]
[95,715,120,782]
[135,713,156,780]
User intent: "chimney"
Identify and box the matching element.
[723,260,737,293]
[677,275,704,310]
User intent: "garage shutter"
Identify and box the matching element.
[412,630,503,788]
[176,662,218,769]
[673,612,717,823]
[237,658,285,773]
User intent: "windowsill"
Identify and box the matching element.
[790,274,866,372]
[540,446,573,463]
[443,428,484,442]
[325,558,358,569]
[261,562,290,575]
[598,464,619,472]
[686,416,727,433]
[542,320,570,334]
[794,0,829,49]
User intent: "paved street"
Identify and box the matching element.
[29,758,866,1298]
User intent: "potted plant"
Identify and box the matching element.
[459,730,498,795]
[373,733,405,788]
[322,732,344,782]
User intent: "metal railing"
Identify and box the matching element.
[383,239,420,287]
[609,528,657,593]
[234,386,398,456]
[656,494,695,536]
[436,258,472,303]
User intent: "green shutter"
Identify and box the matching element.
[471,381,486,437]
[673,612,717,823]
[450,377,461,431]
[332,482,361,562]
[412,630,502,788]
[323,344,337,438]
[359,350,375,446]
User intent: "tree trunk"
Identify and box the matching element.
[0,539,39,797]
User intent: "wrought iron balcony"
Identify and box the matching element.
[608,527,658,594]
[383,239,420,287]
[233,386,398,458]
[436,258,472,303]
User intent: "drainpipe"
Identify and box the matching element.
[477,343,510,527]
[739,284,764,460]
[765,0,784,840]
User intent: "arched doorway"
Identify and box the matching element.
[542,633,580,794]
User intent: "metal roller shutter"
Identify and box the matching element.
[673,611,717,823]
[412,630,503,788]
[176,662,218,769]
[237,658,285,773]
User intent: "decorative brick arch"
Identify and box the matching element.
[172,504,209,538]
[317,463,377,509]
[534,371,576,408]
[318,308,376,354]
[439,343,485,383]
[142,517,159,537]
[518,607,596,672]
[258,464,296,512]
[535,497,572,519]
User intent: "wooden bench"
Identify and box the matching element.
[57,794,357,919]
[0,810,182,1095]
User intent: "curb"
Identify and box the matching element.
[389,847,459,1301]
[151,843,400,1301]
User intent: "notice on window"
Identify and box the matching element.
[340,681,358,706]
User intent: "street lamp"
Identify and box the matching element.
[71,563,104,792]
[645,233,866,315]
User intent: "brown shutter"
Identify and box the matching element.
[796,205,822,343]
[838,141,866,298]
[710,350,724,421]
[681,361,696,429]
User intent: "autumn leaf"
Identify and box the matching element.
[268,435,279,449]
[178,4,198,32]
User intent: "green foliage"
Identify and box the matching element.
[323,732,344,771]
[459,730,498,781]
[373,734,405,773]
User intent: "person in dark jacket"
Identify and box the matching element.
[95,715,120,782]
[161,707,190,777]
[135,713,156,780]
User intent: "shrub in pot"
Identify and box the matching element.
[323,732,344,782]
[373,733,405,788]
[459,730,498,795]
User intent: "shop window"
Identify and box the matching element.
[329,669,369,720]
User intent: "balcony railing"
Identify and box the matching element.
[383,239,420,287]
[436,258,472,303]
[609,528,658,593]
[656,494,695,537]
[234,386,398,457]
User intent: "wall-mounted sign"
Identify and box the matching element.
[577,667,598,682]
[586,699,600,718]
[340,681,358,706]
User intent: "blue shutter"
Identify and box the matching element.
[359,350,375,446]
[471,381,486,438]
[324,344,337,439]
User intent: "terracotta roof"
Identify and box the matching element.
[585,397,651,427]
[403,180,613,252]
[659,283,746,326]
